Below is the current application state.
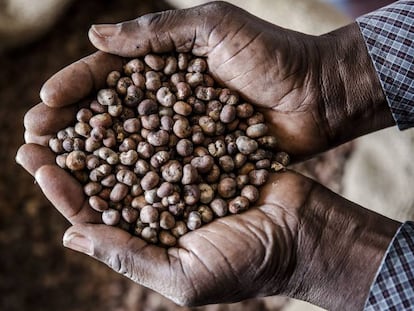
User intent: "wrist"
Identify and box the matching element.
[318,22,395,147]
[286,184,400,310]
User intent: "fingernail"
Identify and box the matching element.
[90,24,117,38]
[63,232,93,255]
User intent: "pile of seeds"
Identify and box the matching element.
[49,52,290,247]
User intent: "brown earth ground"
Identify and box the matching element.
[0,0,352,310]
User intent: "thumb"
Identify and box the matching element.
[88,2,231,57]
[62,224,169,285]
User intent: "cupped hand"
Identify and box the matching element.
[14,142,401,310]
[26,2,331,160]
[22,2,393,161]
[85,1,394,158]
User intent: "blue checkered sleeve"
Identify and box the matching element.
[364,222,414,310]
[357,1,414,130]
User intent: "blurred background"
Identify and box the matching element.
[2,1,410,311]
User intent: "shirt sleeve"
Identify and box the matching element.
[356,1,414,130]
[364,221,414,310]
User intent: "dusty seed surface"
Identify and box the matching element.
[0,0,353,310]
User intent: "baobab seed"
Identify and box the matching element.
[173,118,191,138]
[160,211,176,230]
[236,103,254,118]
[176,139,193,157]
[116,170,138,186]
[130,184,143,197]
[220,105,236,123]
[181,164,199,185]
[210,198,228,217]
[167,191,181,205]
[49,137,64,153]
[274,151,290,167]
[89,113,112,128]
[141,171,160,191]
[141,227,158,244]
[198,205,214,223]
[147,130,169,146]
[89,195,109,212]
[157,182,174,198]
[241,185,259,203]
[66,151,86,171]
[84,182,102,196]
[187,211,202,231]
[144,54,165,71]
[183,185,200,205]
[150,151,169,169]
[217,177,237,199]
[76,108,93,123]
[164,56,178,75]
[124,59,145,75]
[74,122,91,138]
[247,112,265,126]
[131,195,146,209]
[229,196,250,214]
[246,123,268,138]
[131,72,145,89]
[119,150,138,166]
[106,70,121,87]
[137,99,158,116]
[122,207,139,223]
[97,88,118,106]
[199,183,214,204]
[110,183,129,202]
[101,174,116,187]
[56,153,68,169]
[123,118,141,133]
[256,159,271,169]
[159,231,177,247]
[140,205,159,224]
[161,160,183,183]
[173,101,192,116]
[171,220,188,238]
[236,136,258,155]
[116,77,133,95]
[102,209,121,226]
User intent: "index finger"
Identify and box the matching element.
[40,51,123,108]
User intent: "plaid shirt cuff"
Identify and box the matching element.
[364,221,414,310]
[357,1,414,130]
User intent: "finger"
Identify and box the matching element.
[40,51,123,108]
[62,224,180,300]
[35,165,101,224]
[24,102,77,136]
[16,144,56,176]
[88,3,230,57]
[24,131,51,146]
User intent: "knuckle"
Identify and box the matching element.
[203,1,233,12]
[107,252,134,279]
[137,11,166,29]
